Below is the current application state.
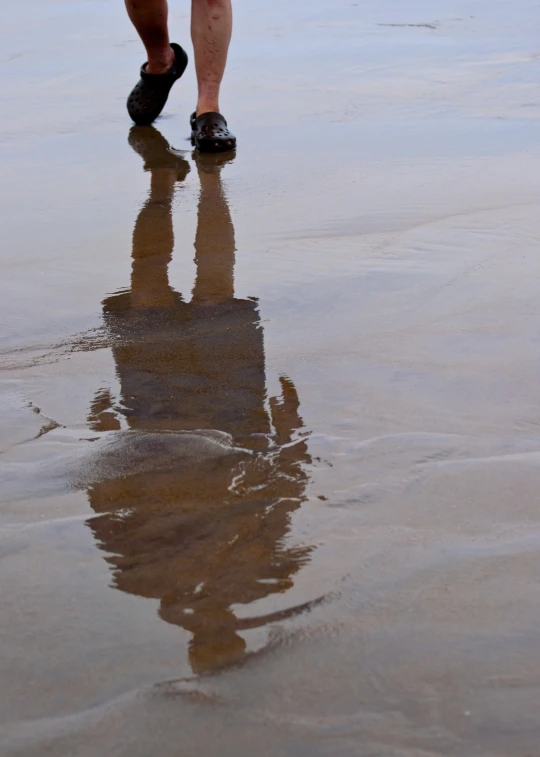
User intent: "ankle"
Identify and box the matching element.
[196,100,220,116]
[146,46,175,74]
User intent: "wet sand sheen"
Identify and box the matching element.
[3,0,540,755]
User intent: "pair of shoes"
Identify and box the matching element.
[126,43,236,153]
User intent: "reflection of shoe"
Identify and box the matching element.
[128,126,190,181]
[190,111,236,153]
[127,43,188,126]
[193,148,236,174]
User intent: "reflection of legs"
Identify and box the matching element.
[191,157,235,304]
[191,0,232,116]
[131,169,177,308]
[125,0,174,74]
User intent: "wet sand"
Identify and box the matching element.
[3,0,540,754]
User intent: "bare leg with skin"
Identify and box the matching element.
[125,0,235,144]
[125,0,174,73]
[191,0,232,115]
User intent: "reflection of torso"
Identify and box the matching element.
[90,291,311,674]
[103,293,271,441]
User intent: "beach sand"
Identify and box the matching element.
[3,1,540,754]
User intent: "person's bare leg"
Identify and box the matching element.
[191,0,232,115]
[125,0,174,74]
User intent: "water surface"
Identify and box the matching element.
[3,1,540,755]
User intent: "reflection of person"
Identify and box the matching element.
[125,0,236,152]
[86,128,312,674]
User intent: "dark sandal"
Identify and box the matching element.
[190,111,236,153]
[127,43,188,126]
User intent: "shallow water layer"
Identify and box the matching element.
[3,0,540,755]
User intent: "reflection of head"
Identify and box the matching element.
[188,615,246,675]
[86,128,313,675]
